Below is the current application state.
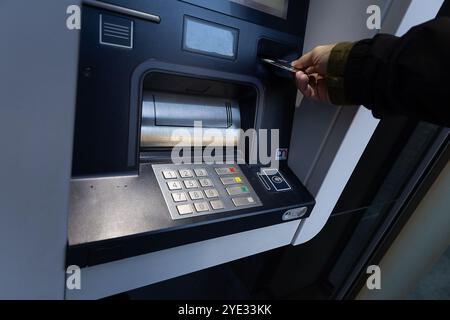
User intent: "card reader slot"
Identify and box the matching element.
[139,70,258,153]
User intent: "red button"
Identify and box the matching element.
[229,167,236,173]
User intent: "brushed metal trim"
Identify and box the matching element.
[99,14,134,49]
[127,60,265,167]
[141,91,241,148]
[83,0,161,23]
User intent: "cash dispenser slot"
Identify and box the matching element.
[140,71,257,150]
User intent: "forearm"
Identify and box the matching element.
[327,18,450,127]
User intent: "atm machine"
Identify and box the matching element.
[67,0,315,267]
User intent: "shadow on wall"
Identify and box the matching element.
[408,246,450,300]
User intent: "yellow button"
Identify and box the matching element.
[234,177,242,183]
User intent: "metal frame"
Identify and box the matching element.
[340,131,449,299]
[84,0,161,23]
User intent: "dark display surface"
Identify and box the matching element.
[181,0,308,36]
[230,0,289,19]
[183,16,239,60]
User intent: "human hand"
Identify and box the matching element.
[291,44,336,104]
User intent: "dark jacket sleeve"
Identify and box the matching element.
[330,18,450,127]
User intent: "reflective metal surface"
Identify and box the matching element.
[83,0,161,23]
[141,92,241,148]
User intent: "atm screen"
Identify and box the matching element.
[229,0,289,19]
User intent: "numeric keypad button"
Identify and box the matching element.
[179,169,194,178]
[183,180,199,189]
[199,178,213,187]
[177,204,194,215]
[194,202,209,212]
[204,189,219,198]
[194,168,208,177]
[171,192,187,202]
[163,170,177,179]
[167,181,182,190]
[189,190,204,200]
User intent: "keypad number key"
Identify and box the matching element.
[204,188,219,198]
[210,200,224,210]
[177,204,194,215]
[167,181,182,190]
[189,190,204,200]
[199,178,213,187]
[194,202,209,212]
[179,169,194,178]
[171,192,187,202]
[194,168,208,177]
[183,180,199,189]
[163,170,177,179]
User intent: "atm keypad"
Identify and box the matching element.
[177,204,194,215]
[204,188,219,198]
[226,185,250,196]
[210,200,224,210]
[194,202,209,212]
[199,178,213,187]
[215,167,237,175]
[189,190,204,200]
[172,192,187,202]
[179,169,194,178]
[167,181,182,190]
[163,170,177,179]
[220,177,242,185]
[194,168,208,177]
[153,164,262,220]
[183,179,199,189]
[232,196,256,207]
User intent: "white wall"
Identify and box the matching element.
[290,0,398,245]
[395,0,444,36]
[0,0,79,299]
[289,0,391,191]
[290,0,444,245]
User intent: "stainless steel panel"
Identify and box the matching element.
[141,92,241,148]
[155,93,229,128]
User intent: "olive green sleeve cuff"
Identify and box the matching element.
[326,42,354,105]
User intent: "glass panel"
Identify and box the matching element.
[332,121,442,216]
[183,17,238,59]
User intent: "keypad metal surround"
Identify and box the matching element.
[153,164,262,220]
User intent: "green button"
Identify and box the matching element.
[241,186,249,192]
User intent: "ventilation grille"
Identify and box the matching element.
[99,14,133,49]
